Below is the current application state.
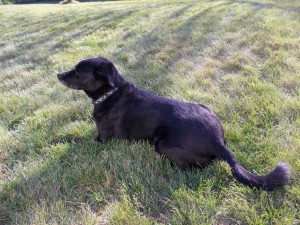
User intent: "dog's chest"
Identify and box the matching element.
[93,106,124,139]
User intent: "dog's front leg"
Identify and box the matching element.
[93,116,104,143]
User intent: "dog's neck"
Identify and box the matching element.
[84,74,126,105]
[93,87,118,105]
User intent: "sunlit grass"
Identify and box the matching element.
[0,0,300,224]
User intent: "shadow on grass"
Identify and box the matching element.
[0,138,229,224]
[111,1,235,96]
[1,9,137,72]
[1,1,298,223]
[233,0,300,14]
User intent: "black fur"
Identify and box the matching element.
[57,57,291,191]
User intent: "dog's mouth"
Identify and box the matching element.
[57,75,81,90]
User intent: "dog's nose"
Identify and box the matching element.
[57,73,63,79]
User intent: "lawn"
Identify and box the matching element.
[0,0,300,224]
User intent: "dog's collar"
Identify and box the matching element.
[93,88,119,105]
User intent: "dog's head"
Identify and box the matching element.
[57,57,120,93]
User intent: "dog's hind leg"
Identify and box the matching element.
[155,141,214,168]
[153,127,214,168]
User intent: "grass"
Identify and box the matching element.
[0,0,300,224]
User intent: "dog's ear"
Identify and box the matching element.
[95,61,118,88]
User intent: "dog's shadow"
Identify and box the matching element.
[0,135,231,223]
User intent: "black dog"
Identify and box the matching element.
[58,57,291,191]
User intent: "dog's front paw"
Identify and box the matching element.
[67,137,84,143]
[94,136,103,143]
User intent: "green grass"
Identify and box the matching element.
[1,0,300,224]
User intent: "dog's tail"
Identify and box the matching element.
[216,145,291,191]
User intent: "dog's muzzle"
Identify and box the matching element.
[57,72,66,80]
